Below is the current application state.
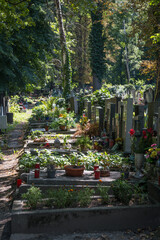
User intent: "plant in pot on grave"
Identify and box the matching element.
[58,117,67,131]
[75,135,92,151]
[46,159,56,178]
[64,153,85,177]
[98,152,110,177]
[145,143,160,180]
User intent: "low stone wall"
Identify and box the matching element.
[12,201,160,236]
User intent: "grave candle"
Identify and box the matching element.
[17,179,22,188]
[94,169,100,179]
[94,165,99,172]
[35,163,40,178]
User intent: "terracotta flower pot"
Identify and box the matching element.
[100,169,110,177]
[59,125,66,131]
[64,165,85,177]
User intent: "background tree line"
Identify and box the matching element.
[0,0,159,98]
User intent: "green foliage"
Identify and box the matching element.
[30,130,43,140]
[22,186,42,209]
[97,184,110,204]
[77,187,94,207]
[32,105,47,121]
[9,95,20,113]
[46,187,77,208]
[90,87,111,107]
[89,1,106,90]
[19,150,70,171]
[0,0,59,93]
[111,179,133,205]
[75,135,92,151]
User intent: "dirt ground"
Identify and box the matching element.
[0,123,160,240]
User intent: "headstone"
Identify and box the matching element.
[117,101,124,138]
[7,112,13,124]
[98,107,105,135]
[134,105,144,135]
[74,97,78,114]
[0,115,7,130]
[157,107,160,146]
[87,101,91,120]
[70,97,75,112]
[148,102,154,129]
[124,98,133,153]
[146,88,154,103]
[109,103,116,139]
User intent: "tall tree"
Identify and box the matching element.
[54,0,71,101]
[89,1,106,91]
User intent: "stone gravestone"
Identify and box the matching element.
[98,107,105,136]
[109,103,116,139]
[91,105,96,123]
[87,101,91,121]
[74,97,78,114]
[0,115,7,131]
[134,105,144,135]
[146,88,154,103]
[117,101,124,138]
[70,97,75,113]
[124,98,133,153]
[157,107,160,146]
[148,102,154,129]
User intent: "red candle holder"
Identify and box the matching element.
[35,163,40,169]
[94,165,99,172]
[109,139,114,148]
[17,179,22,188]
[95,169,100,179]
[35,163,40,178]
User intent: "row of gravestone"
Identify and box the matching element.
[80,97,160,154]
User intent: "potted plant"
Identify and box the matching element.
[64,153,85,177]
[75,135,92,151]
[145,143,160,179]
[58,117,67,130]
[98,152,110,177]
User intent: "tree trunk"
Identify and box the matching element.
[54,0,71,101]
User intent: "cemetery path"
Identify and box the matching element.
[0,123,26,240]
[0,122,160,240]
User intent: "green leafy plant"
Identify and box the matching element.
[111,179,133,205]
[77,187,94,207]
[46,187,77,208]
[22,186,42,209]
[75,136,92,151]
[97,183,110,204]
[9,95,20,113]
[30,130,43,140]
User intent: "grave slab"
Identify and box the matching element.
[27,170,120,186]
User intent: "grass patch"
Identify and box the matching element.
[14,110,32,124]
[1,110,32,134]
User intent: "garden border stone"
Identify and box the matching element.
[11,201,160,235]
